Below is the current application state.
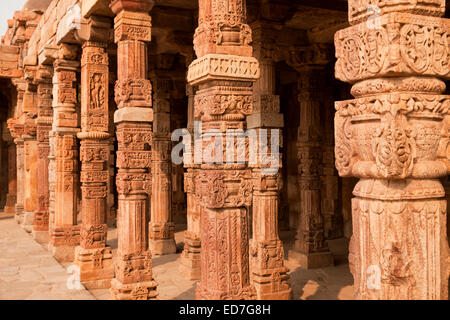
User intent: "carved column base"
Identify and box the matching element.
[288,249,334,269]
[75,246,114,289]
[110,278,158,300]
[15,204,24,224]
[250,240,292,300]
[22,212,34,233]
[149,238,177,256]
[149,222,176,255]
[49,225,80,262]
[32,230,49,244]
[179,233,201,280]
[350,179,449,300]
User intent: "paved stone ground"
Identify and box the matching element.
[0,213,94,300]
[0,212,353,300]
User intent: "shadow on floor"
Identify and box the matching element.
[173,284,197,300]
[153,253,180,268]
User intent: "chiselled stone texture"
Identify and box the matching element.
[286,45,334,269]
[347,0,445,25]
[335,13,450,84]
[189,0,259,301]
[149,72,176,256]
[75,40,114,288]
[33,66,53,244]
[109,0,158,301]
[48,45,81,263]
[248,24,291,300]
[179,84,202,280]
[335,1,450,300]
[193,0,254,57]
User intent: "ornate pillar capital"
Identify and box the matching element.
[194,0,253,57]
[287,43,333,73]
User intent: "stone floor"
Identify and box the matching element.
[0,212,94,300]
[0,212,354,300]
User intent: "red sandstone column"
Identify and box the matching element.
[33,65,53,244]
[22,76,38,234]
[109,0,158,300]
[248,22,291,299]
[4,142,17,214]
[9,79,27,224]
[287,45,334,269]
[48,44,81,263]
[335,0,450,299]
[188,0,260,300]
[74,39,114,289]
[321,83,343,240]
[179,83,202,280]
[149,76,176,255]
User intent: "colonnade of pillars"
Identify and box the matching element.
[2,0,449,300]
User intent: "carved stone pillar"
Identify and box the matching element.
[109,0,158,300]
[48,44,81,262]
[4,142,17,214]
[149,76,176,256]
[335,0,450,299]
[21,75,38,234]
[74,40,114,289]
[22,125,37,234]
[321,86,342,239]
[287,45,334,269]
[9,80,26,224]
[179,84,202,280]
[188,0,259,300]
[14,137,24,223]
[33,66,53,243]
[247,22,291,300]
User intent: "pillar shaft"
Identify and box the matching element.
[74,41,114,288]
[287,46,334,269]
[248,23,291,300]
[188,0,259,300]
[4,143,17,214]
[179,83,202,280]
[335,0,450,299]
[33,66,53,244]
[149,76,176,255]
[49,45,81,262]
[109,0,158,300]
